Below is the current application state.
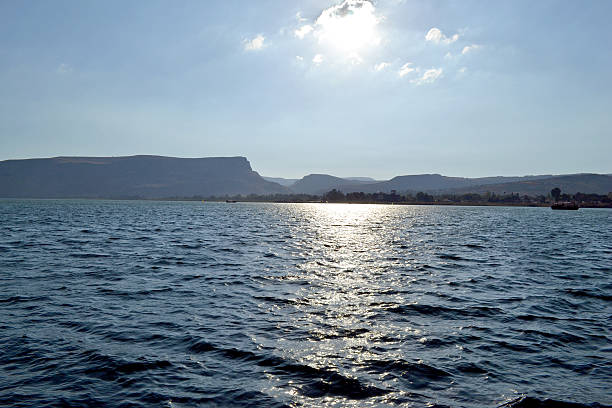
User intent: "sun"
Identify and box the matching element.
[315,0,381,54]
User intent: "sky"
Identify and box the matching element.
[1,0,611,179]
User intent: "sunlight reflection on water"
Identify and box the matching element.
[261,204,454,406]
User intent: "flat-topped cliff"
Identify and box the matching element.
[0,155,289,198]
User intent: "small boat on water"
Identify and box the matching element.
[551,202,579,210]
[226,200,237,203]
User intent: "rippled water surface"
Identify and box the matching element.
[1,200,611,407]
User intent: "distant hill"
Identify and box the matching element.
[0,155,289,198]
[262,176,299,186]
[289,174,372,194]
[449,174,612,196]
[339,174,553,194]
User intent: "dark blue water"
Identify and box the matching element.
[1,200,611,408]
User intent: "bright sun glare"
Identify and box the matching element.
[315,0,381,54]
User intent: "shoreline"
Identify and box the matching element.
[2,197,610,208]
[208,199,612,209]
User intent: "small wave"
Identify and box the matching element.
[418,337,453,348]
[187,339,216,353]
[298,372,388,400]
[519,329,587,346]
[0,295,50,304]
[455,362,487,374]
[181,274,204,281]
[56,319,97,334]
[97,287,173,299]
[175,243,202,249]
[80,350,172,380]
[478,340,539,354]
[185,337,388,400]
[153,257,185,265]
[439,254,465,261]
[365,359,452,390]
[549,358,597,374]
[0,394,108,408]
[366,359,451,379]
[139,390,289,408]
[500,396,611,408]
[388,303,503,319]
[217,247,242,254]
[69,253,111,258]
[564,288,612,302]
[58,238,89,245]
[516,314,559,322]
[253,295,299,306]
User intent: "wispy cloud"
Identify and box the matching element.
[425,27,459,45]
[411,68,443,85]
[374,62,390,71]
[294,24,313,39]
[462,44,481,55]
[313,54,324,65]
[244,34,265,51]
[398,62,415,77]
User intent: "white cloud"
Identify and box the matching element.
[57,63,72,74]
[411,68,443,85]
[444,52,453,60]
[458,67,467,74]
[314,0,381,52]
[398,62,415,77]
[296,12,307,23]
[296,55,304,61]
[348,52,363,65]
[462,44,481,55]
[313,54,324,65]
[244,34,265,51]
[425,27,459,44]
[374,62,390,71]
[294,24,313,39]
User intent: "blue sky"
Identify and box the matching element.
[1,0,611,179]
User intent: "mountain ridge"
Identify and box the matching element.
[281,172,612,196]
[1,155,610,198]
[0,155,289,198]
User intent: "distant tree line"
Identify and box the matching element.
[319,188,612,207]
[321,189,534,204]
[166,188,612,208]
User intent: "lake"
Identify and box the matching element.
[1,200,610,407]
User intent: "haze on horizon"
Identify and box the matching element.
[1,0,611,180]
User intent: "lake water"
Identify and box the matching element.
[1,200,611,408]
